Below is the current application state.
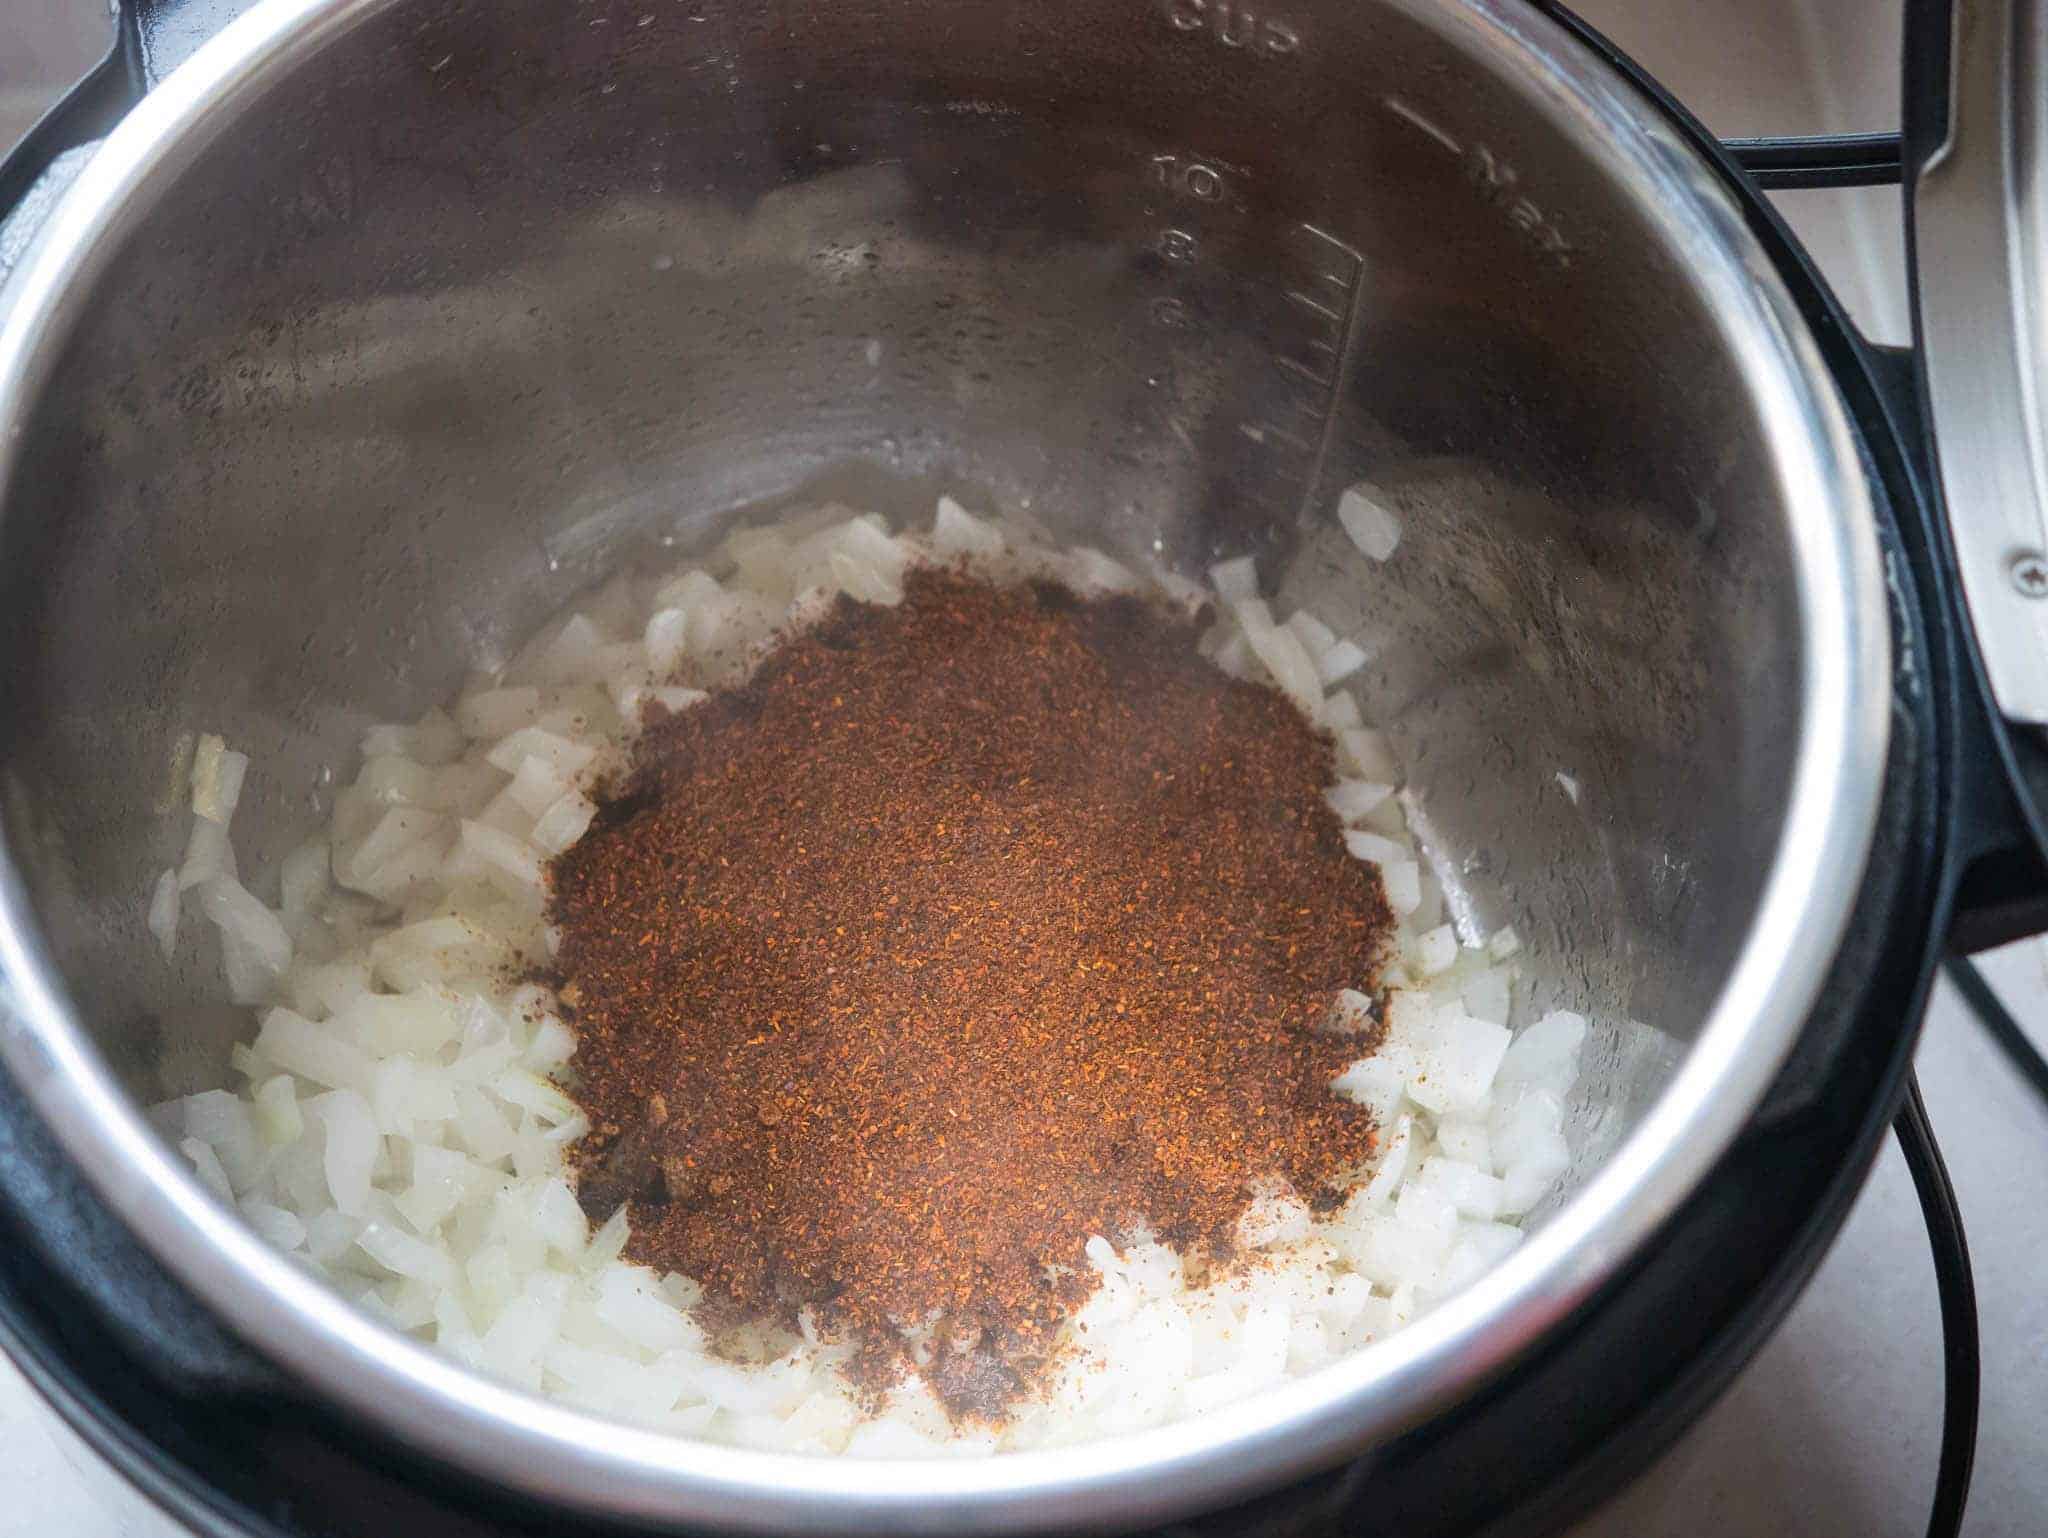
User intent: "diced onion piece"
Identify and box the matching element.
[409,708,466,765]
[311,1090,379,1216]
[456,686,544,740]
[529,791,597,855]
[334,806,448,900]
[828,550,899,606]
[498,755,568,819]
[533,1176,589,1257]
[1379,858,1422,916]
[1415,923,1459,977]
[644,607,690,673]
[1411,1156,1505,1223]
[1229,595,1273,633]
[191,738,249,826]
[1335,727,1398,782]
[241,1201,307,1252]
[255,1008,376,1095]
[1317,638,1369,686]
[198,877,292,1002]
[395,1145,478,1233]
[1241,619,1322,717]
[356,754,437,809]
[370,915,512,993]
[525,1014,576,1071]
[335,990,463,1056]
[180,1138,235,1202]
[652,568,724,614]
[459,820,546,897]
[1337,484,1402,562]
[1343,829,1406,866]
[1330,1054,1407,1121]
[147,868,181,959]
[181,1089,263,1190]
[1435,1117,1491,1170]
[495,1068,580,1127]
[254,1074,303,1146]
[932,496,1005,560]
[1285,610,1336,659]
[358,1219,457,1288]
[1063,547,1140,597]
[595,1265,706,1353]
[1401,1006,1511,1117]
[178,815,235,891]
[1210,630,1255,681]
[1326,987,1377,1035]
[485,727,596,782]
[1236,1187,1314,1249]
[1318,690,1363,731]
[1496,1010,1587,1098]
[1208,555,1258,601]
[1462,967,1512,1026]
[1324,779,1392,824]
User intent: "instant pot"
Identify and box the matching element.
[0,0,2043,1533]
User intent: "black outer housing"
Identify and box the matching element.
[0,2,2029,1535]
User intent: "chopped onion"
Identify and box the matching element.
[932,496,1005,560]
[1241,620,1322,716]
[178,815,235,891]
[312,1090,379,1216]
[147,869,181,959]
[1284,610,1336,659]
[457,687,545,740]
[1207,555,1258,601]
[198,877,292,1001]
[1324,779,1392,824]
[1317,639,1369,686]
[1335,727,1398,782]
[192,741,249,826]
[1337,484,1402,562]
[530,790,597,856]
[1415,923,1459,977]
[255,1008,376,1095]
[180,1138,235,1202]
[1318,690,1363,731]
[485,726,596,782]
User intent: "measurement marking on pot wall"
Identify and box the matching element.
[1279,222,1367,522]
[1382,94,1575,264]
[1384,95,1462,155]
[1138,130,1364,523]
[1163,0,1303,57]
[1151,154,1229,201]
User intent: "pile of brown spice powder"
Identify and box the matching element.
[547,565,1394,1424]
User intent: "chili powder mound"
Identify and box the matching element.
[547,566,1394,1422]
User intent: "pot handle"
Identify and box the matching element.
[1897,0,2048,950]
[1907,0,2048,734]
[0,12,145,295]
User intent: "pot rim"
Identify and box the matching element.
[0,0,1890,1529]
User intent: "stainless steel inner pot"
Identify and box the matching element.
[0,0,1888,1530]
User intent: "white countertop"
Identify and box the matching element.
[3,0,2044,1533]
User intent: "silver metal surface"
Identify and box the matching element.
[0,0,1888,1530]
[1915,0,2048,726]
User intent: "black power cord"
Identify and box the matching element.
[1892,1073,1979,1538]
[1947,957,2048,1106]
